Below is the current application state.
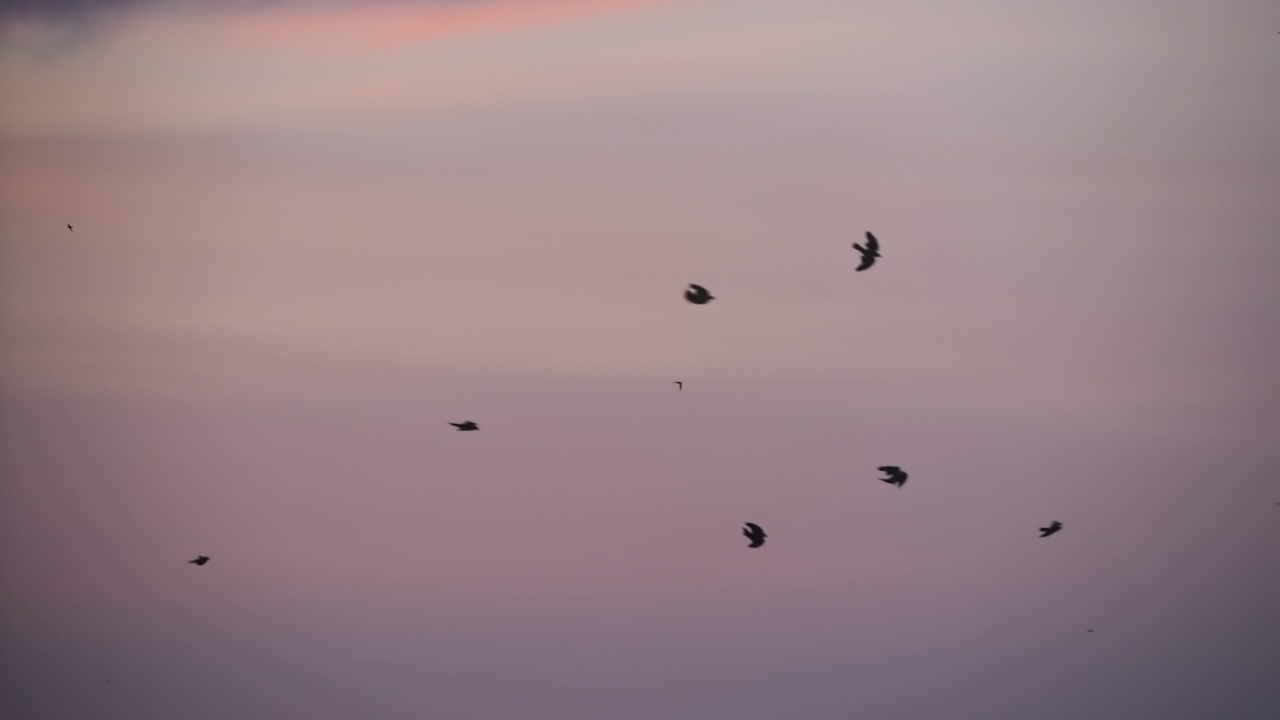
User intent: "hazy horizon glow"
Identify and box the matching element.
[2,1,1279,718]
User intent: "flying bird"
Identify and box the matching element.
[67,223,73,232]
[877,465,908,487]
[674,381,682,390]
[684,284,714,304]
[1039,521,1063,538]
[742,522,767,548]
[188,556,209,566]
[450,421,479,431]
[853,231,880,271]
[1087,629,1095,633]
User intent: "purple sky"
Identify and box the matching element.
[2,1,1279,718]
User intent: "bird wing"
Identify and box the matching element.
[865,232,879,252]
[855,254,876,271]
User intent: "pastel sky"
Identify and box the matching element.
[2,1,1279,718]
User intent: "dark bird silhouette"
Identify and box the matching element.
[684,284,714,304]
[878,465,907,487]
[674,381,682,390]
[450,421,479,431]
[743,522,767,548]
[67,223,73,232]
[1039,521,1063,538]
[853,231,880,271]
[1087,629,1095,633]
[189,556,209,566]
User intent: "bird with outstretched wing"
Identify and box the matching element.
[1039,521,1063,538]
[853,231,881,271]
[877,465,908,487]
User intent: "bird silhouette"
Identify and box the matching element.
[450,421,479,431]
[853,231,880,271]
[674,381,682,390]
[67,223,73,232]
[743,522,767,548]
[189,556,209,566]
[1039,521,1063,538]
[684,284,714,304]
[1087,629,1095,633]
[878,465,908,487]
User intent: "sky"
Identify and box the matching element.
[1,0,1279,718]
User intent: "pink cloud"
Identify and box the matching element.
[223,0,675,55]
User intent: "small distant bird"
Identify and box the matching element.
[674,381,682,390]
[189,556,209,566]
[450,421,479,431]
[743,522,767,548]
[1087,629,1095,633]
[1039,521,1063,538]
[684,284,714,304]
[853,231,880,271]
[67,223,73,232]
[878,465,907,487]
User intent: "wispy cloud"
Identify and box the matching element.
[0,0,680,134]
[225,0,675,55]
[0,1,543,23]
[0,0,673,41]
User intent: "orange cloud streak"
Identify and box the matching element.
[227,0,675,54]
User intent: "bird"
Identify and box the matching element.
[67,223,73,232]
[684,284,714,304]
[1087,629,1095,633]
[743,522,767,548]
[188,556,209,566]
[877,465,908,487]
[853,231,880,271]
[450,421,479,431]
[1039,521,1063,538]
[674,381,682,390]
